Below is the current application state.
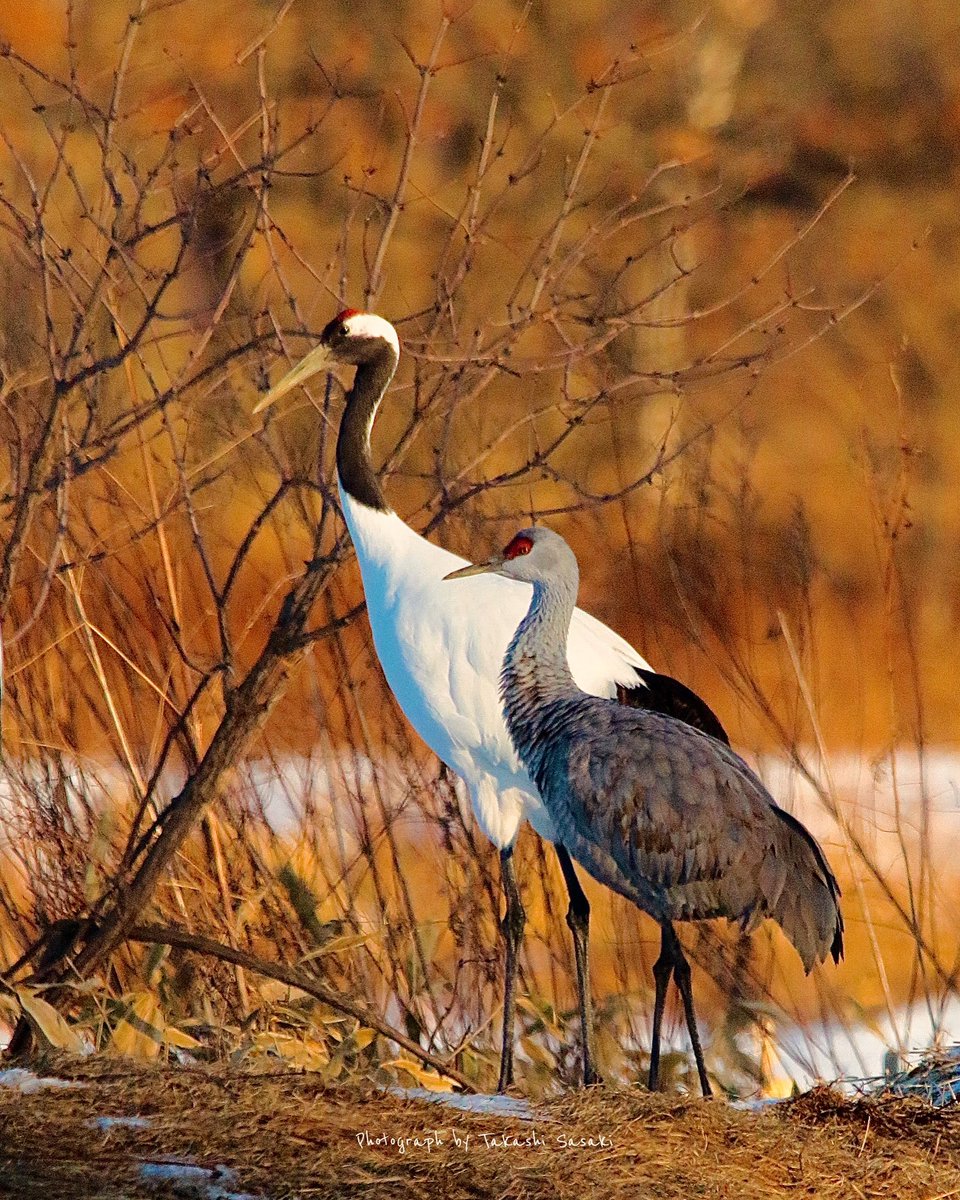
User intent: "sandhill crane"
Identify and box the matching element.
[446,526,843,1097]
[254,310,728,1090]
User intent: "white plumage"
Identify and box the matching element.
[342,495,648,848]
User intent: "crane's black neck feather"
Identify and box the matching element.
[336,346,398,513]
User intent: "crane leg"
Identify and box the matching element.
[498,846,526,1092]
[668,927,712,1097]
[648,922,675,1092]
[555,845,599,1086]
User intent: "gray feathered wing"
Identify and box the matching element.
[548,704,843,972]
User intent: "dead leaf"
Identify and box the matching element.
[353,1027,376,1051]
[109,992,164,1059]
[15,987,85,1054]
[298,931,374,962]
[384,1058,456,1092]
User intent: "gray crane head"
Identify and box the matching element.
[444,525,579,589]
[254,310,400,413]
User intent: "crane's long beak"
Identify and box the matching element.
[443,554,505,581]
[253,343,332,413]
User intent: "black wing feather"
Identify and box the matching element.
[617,668,730,746]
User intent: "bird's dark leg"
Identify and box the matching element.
[555,845,599,1086]
[648,922,675,1092]
[668,926,712,1097]
[498,846,526,1092]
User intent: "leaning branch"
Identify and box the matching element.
[128,921,474,1091]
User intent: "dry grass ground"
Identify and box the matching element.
[0,1058,958,1199]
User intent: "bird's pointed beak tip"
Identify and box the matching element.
[443,559,498,581]
[253,344,332,414]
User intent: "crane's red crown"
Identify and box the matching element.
[503,533,534,560]
[321,308,364,344]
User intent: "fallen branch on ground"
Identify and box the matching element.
[127,921,476,1092]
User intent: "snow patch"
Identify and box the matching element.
[0,1068,83,1094]
[389,1085,538,1120]
[729,1096,789,1111]
[139,1159,262,1200]
[90,1114,152,1131]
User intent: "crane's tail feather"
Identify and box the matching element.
[766,806,844,972]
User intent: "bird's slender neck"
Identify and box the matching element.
[500,572,580,782]
[336,345,399,514]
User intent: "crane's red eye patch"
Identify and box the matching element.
[334,308,361,326]
[503,534,533,560]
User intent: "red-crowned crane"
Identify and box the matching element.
[255,311,728,1091]
[446,525,844,1096]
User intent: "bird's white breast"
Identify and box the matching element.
[340,489,650,848]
